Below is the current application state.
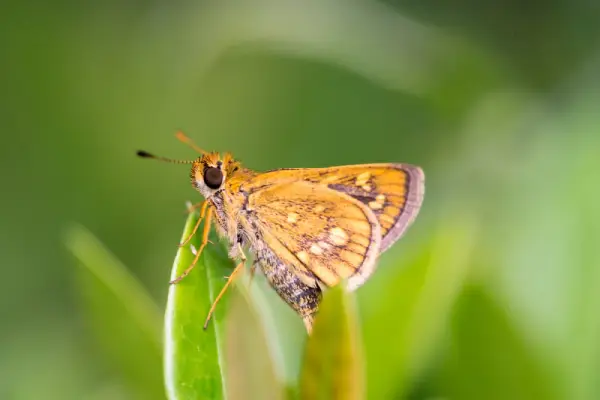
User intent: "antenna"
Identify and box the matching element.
[136,150,195,164]
[176,131,207,154]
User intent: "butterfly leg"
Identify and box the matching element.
[170,207,213,284]
[184,200,205,214]
[179,201,209,247]
[176,130,207,154]
[203,246,246,329]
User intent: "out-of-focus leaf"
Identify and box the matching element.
[440,285,558,400]
[548,83,600,400]
[64,224,163,400]
[359,216,477,399]
[224,287,284,400]
[155,2,432,95]
[237,268,307,387]
[163,211,235,400]
[299,285,363,400]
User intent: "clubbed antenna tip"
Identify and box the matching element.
[136,150,154,158]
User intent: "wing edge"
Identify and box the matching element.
[380,164,425,252]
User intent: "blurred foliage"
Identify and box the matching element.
[300,285,363,400]
[163,211,232,399]
[2,0,600,399]
[224,287,285,400]
[65,225,163,400]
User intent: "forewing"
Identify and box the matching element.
[243,164,424,252]
[315,164,424,252]
[246,181,381,290]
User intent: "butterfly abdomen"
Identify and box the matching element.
[256,247,322,319]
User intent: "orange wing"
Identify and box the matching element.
[245,181,381,290]
[242,164,424,252]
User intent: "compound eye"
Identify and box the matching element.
[203,167,223,189]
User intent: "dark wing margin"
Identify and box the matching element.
[377,165,424,251]
[325,164,424,252]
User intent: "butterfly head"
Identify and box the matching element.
[137,132,248,199]
[191,152,241,197]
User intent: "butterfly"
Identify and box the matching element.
[138,132,424,333]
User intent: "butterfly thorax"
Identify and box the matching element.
[210,170,259,252]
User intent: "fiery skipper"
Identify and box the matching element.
[138,132,424,333]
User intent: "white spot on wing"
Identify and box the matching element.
[355,172,371,186]
[329,227,349,246]
[297,251,310,264]
[369,200,383,210]
[287,212,299,223]
[310,243,324,255]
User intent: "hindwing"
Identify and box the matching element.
[245,181,381,290]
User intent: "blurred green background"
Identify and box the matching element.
[2,0,600,399]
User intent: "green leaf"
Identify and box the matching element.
[359,216,477,399]
[64,224,163,400]
[233,269,307,387]
[299,285,364,400]
[223,287,285,400]
[440,285,558,400]
[164,211,235,400]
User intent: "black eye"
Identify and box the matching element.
[203,167,223,189]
